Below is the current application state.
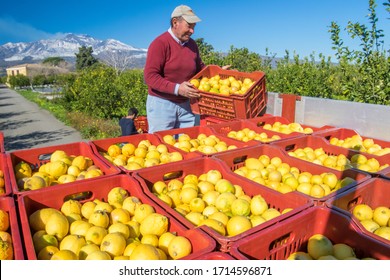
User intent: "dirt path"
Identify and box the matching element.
[0,85,85,153]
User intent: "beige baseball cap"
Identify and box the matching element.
[171,5,201,23]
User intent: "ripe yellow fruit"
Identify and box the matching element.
[107,144,122,157]
[215,192,236,213]
[80,201,96,220]
[78,243,100,260]
[333,243,356,259]
[122,196,141,216]
[61,199,82,217]
[37,245,59,260]
[88,210,110,228]
[360,219,380,233]
[110,208,131,224]
[353,204,373,221]
[307,234,333,259]
[372,206,390,226]
[0,210,9,232]
[130,243,160,260]
[23,176,47,190]
[226,215,252,236]
[45,212,69,241]
[141,234,159,247]
[50,249,78,260]
[261,208,281,221]
[59,234,86,256]
[107,187,129,206]
[199,218,226,236]
[86,250,111,260]
[250,195,268,216]
[121,143,136,157]
[231,198,251,216]
[50,150,68,163]
[139,213,168,237]
[100,232,127,258]
[29,208,62,232]
[69,220,93,236]
[133,203,155,223]
[374,226,390,240]
[48,160,68,179]
[168,236,192,260]
[85,226,108,246]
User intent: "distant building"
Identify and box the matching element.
[5,63,70,84]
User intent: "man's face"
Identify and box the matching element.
[172,17,196,43]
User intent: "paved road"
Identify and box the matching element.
[0,85,85,153]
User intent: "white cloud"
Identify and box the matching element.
[0,16,62,43]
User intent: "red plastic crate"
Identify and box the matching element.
[0,153,12,197]
[230,206,390,260]
[132,157,313,252]
[17,174,216,260]
[208,118,304,145]
[7,141,121,196]
[134,116,148,133]
[0,132,4,153]
[213,145,371,205]
[0,196,25,260]
[245,115,334,135]
[192,251,236,260]
[313,127,390,160]
[326,177,390,246]
[271,135,390,178]
[189,65,267,120]
[154,125,258,157]
[89,133,201,174]
[199,115,231,127]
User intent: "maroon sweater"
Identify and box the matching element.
[144,31,205,103]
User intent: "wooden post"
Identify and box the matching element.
[280,94,301,123]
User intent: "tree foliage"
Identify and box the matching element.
[42,57,65,66]
[75,46,98,70]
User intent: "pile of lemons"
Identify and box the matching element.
[162,133,237,155]
[190,75,255,96]
[233,155,356,198]
[103,140,183,171]
[287,147,389,173]
[14,150,104,191]
[328,134,390,156]
[226,127,282,143]
[29,186,193,260]
[262,121,314,134]
[352,203,390,241]
[151,169,292,237]
[287,233,375,260]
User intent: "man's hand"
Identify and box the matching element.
[178,81,200,98]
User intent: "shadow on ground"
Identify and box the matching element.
[4,129,76,152]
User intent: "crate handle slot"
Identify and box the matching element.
[284,144,296,152]
[233,155,247,165]
[38,153,52,161]
[63,191,93,202]
[163,170,183,181]
[268,232,294,253]
[256,121,266,127]
[347,196,363,211]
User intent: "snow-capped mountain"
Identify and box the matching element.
[0,33,147,67]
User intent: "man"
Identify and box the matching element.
[144,5,204,133]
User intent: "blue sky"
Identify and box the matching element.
[1,0,389,61]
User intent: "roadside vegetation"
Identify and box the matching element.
[8,0,390,140]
